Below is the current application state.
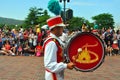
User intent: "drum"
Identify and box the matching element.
[66,32,105,72]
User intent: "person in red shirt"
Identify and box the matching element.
[1,40,15,56]
[23,30,29,41]
[37,32,42,43]
[35,42,42,57]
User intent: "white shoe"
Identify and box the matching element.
[11,53,15,56]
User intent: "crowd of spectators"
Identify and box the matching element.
[61,26,120,56]
[0,25,47,56]
[0,25,120,57]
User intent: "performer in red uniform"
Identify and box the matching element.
[43,16,74,80]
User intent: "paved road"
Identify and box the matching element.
[0,56,120,80]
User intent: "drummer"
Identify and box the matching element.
[43,15,74,80]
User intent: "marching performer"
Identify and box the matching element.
[43,16,74,80]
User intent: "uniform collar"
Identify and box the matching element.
[50,33,65,47]
[50,33,59,40]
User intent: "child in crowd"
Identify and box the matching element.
[35,43,43,57]
[11,40,17,55]
[112,40,119,55]
[17,44,23,56]
[106,41,113,56]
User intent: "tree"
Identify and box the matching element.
[92,13,115,29]
[67,17,90,31]
[24,7,44,27]
[37,10,50,27]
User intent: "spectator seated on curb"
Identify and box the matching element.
[11,40,17,55]
[28,46,35,56]
[0,46,9,55]
[106,41,113,56]
[23,42,35,56]
[17,44,23,56]
[35,42,43,57]
[112,40,119,55]
[0,41,15,56]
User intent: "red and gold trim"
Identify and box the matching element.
[46,69,57,80]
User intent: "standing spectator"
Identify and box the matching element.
[36,25,41,33]
[81,23,88,32]
[20,26,24,33]
[23,29,29,42]
[104,28,113,46]
[28,30,34,47]
[101,27,105,33]
[112,30,117,41]
[33,32,38,48]
[59,32,68,43]
[8,34,14,46]
[109,27,113,33]
[41,28,47,46]
[11,29,16,39]
[1,33,6,45]
[117,30,120,50]
[0,34,2,50]
[112,30,119,55]
[18,30,24,43]
[37,32,42,44]
[14,30,19,40]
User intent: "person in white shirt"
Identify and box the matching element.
[43,16,74,80]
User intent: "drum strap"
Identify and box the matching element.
[43,38,63,63]
[43,38,59,52]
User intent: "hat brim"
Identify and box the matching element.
[50,23,66,30]
[56,23,66,27]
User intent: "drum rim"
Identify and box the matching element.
[66,32,105,72]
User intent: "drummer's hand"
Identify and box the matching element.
[67,62,75,70]
[72,56,76,62]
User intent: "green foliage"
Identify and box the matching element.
[37,10,50,27]
[43,10,48,15]
[92,13,115,29]
[67,17,90,31]
[0,7,115,31]
[24,7,44,26]
[24,7,50,28]
[38,15,50,27]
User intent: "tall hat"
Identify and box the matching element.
[47,15,66,30]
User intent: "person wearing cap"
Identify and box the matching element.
[43,16,74,80]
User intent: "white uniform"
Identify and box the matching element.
[44,33,67,80]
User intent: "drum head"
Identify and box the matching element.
[66,32,105,72]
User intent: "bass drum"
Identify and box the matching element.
[65,32,105,72]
